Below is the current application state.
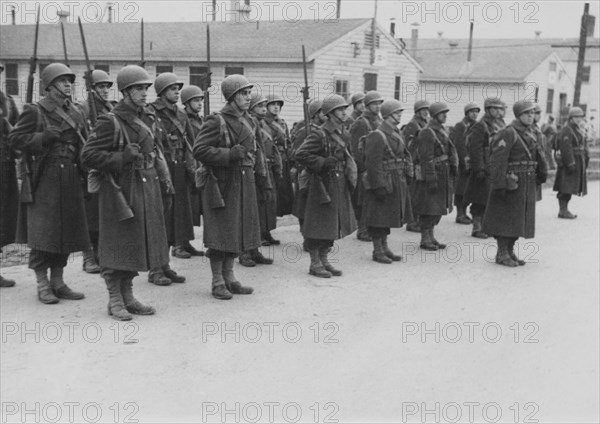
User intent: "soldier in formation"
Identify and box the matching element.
[345,92,365,128]
[9,63,89,304]
[553,107,589,219]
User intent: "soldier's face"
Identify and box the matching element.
[164,85,180,104]
[127,85,149,107]
[267,103,282,115]
[188,98,203,113]
[390,111,403,126]
[488,107,501,118]
[417,109,429,120]
[467,109,479,121]
[233,88,252,111]
[252,101,267,118]
[435,112,447,124]
[534,111,541,123]
[51,76,72,97]
[518,111,535,126]
[331,107,347,123]
[368,101,383,115]
[94,83,111,101]
[572,116,584,127]
[355,101,365,113]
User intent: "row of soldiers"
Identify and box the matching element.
[0,63,590,319]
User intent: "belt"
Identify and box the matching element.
[133,154,156,170]
[382,158,409,171]
[507,160,537,172]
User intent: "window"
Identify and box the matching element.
[335,79,349,99]
[582,66,591,83]
[190,66,209,90]
[364,73,377,91]
[546,88,554,114]
[94,64,110,73]
[364,32,380,48]
[549,62,557,72]
[156,65,173,76]
[4,63,19,96]
[225,66,244,77]
[394,76,401,100]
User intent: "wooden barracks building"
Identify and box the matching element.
[0,16,421,123]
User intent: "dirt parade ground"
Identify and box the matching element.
[1,182,598,424]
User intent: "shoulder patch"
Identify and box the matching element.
[497,139,506,148]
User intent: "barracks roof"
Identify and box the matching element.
[0,18,372,63]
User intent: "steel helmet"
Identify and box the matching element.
[414,99,430,113]
[91,69,113,87]
[266,93,285,107]
[180,85,204,104]
[364,91,384,106]
[41,63,75,91]
[350,92,365,106]
[221,74,253,101]
[533,103,542,113]
[308,99,323,118]
[116,65,152,92]
[568,106,585,118]
[249,91,268,110]
[321,94,349,116]
[380,99,405,118]
[512,100,536,117]
[464,102,480,114]
[429,102,450,117]
[484,97,504,110]
[154,72,184,96]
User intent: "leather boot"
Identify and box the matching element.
[239,251,256,267]
[171,244,192,259]
[82,248,101,274]
[302,239,309,252]
[121,277,155,315]
[223,256,254,294]
[372,237,393,264]
[183,241,205,256]
[262,231,280,246]
[250,248,274,265]
[419,221,437,251]
[0,275,16,288]
[35,269,58,304]
[309,248,332,278]
[471,215,489,239]
[430,225,446,249]
[163,264,186,283]
[320,246,342,275]
[148,268,172,286]
[210,257,232,300]
[105,276,133,321]
[50,267,85,300]
[455,206,472,224]
[382,235,402,261]
[406,221,421,232]
[357,229,372,242]
[558,198,577,219]
[508,238,526,266]
[495,237,518,267]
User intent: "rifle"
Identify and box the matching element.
[78,17,98,126]
[301,44,311,135]
[204,24,212,117]
[140,19,145,68]
[20,7,40,203]
[60,21,69,66]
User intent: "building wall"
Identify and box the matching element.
[560,60,600,124]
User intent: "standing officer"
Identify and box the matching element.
[180,84,206,240]
[532,104,549,201]
[450,103,479,224]
[349,90,384,242]
[296,95,357,278]
[80,69,116,275]
[193,75,258,300]
[483,101,543,267]
[265,94,294,218]
[239,91,277,267]
[363,100,413,264]
[9,63,88,304]
[553,107,589,219]
[344,92,365,128]
[541,115,557,170]
[413,102,457,251]
[463,97,505,239]
[0,63,19,287]
[148,72,192,286]
[81,65,171,319]
[402,100,430,232]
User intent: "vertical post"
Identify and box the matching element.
[336,0,341,19]
[212,0,217,21]
[573,3,590,107]
[467,20,474,62]
[140,19,145,68]
[370,0,378,65]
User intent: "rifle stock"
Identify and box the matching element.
[60,21,69,66]
[78,18,97,126]
[301,45,311,135]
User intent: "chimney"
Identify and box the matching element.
[437,31,443,39]
[57,10,69,22]
[535,30,542,39]
[107,2,113,23]
[337,0,341,19]
[390,19,396,37]
[410,22,419,59]
[10,5,16,25]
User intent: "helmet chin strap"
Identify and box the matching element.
[49,83,70,100]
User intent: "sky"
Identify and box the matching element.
[1,0,599,40]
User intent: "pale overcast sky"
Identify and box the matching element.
[2,0,599,40]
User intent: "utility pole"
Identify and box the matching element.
[573,3,590,107]
[370,0,378,65]
[336,0,341,19]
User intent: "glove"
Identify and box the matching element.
[289,167,298,181]
[374,187,387,202]
[323,157,338,170]
[42,127,62,147]
[475,169,487,182]
[229,144,247,161]
[536,172,547,185]
[566,164,576,175]
[427,180,438,193]
[122,143,143,164]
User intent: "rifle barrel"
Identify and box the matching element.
[26,7,40,103]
